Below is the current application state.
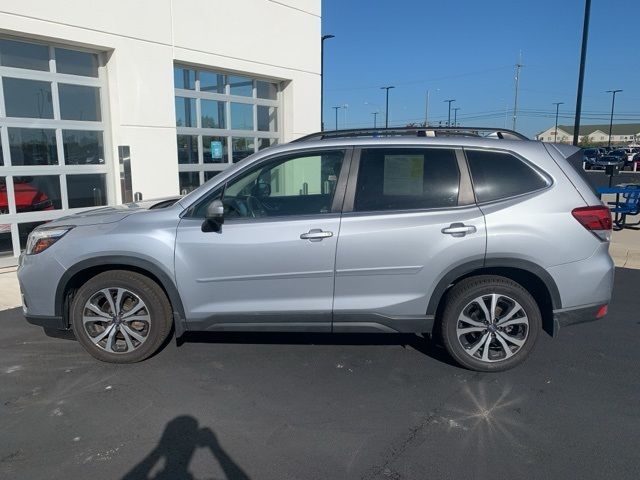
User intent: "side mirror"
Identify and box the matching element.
[202,199,224,232]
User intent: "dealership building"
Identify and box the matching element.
[0,0,321,265]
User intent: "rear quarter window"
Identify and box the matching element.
[466,149,549,203]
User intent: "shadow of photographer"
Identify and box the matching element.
[122,415,251,480]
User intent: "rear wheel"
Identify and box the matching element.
[70,270,173,363]
[440,276,541,372]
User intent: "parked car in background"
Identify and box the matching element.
[585,153,625,170]
[0,178,54,213]
[583,148,600,169]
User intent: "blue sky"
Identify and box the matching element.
[322,0,640,137]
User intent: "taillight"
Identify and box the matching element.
[571,206,612,241]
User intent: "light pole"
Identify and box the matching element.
[606,89,622,147]
[572,0,591,146]
[552,102,564,142]
[320,34,335,131]
[372,112,378,128]
[452,107,460,127]
[381,86,395,128]
[332,105,341,131]
[444,99,455,126]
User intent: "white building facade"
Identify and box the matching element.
[0,0,321,265]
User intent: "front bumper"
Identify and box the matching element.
[552,303,607,336]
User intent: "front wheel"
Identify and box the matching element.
[440,276,541,372]
[70,270,173,363]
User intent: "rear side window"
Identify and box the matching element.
[354,148,459,212]
[466,149,548,203]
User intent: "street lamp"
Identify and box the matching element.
[332,105,342,131]
[320,34,335,131]
[552,102,564,142]
[606,89,622,147]
[444,99,456,126]
[381,86,395,128]
[452,107,460,127]
[372,112,378,128]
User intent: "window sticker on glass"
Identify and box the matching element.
[210,141,223,160]
[383,155,424,196]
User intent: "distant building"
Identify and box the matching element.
[536,124,640,144]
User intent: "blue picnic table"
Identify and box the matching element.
[596,185,640,229]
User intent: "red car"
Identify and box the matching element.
[0,178,54,214]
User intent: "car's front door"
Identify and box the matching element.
[175,148,350,331]
[332,146,486,332]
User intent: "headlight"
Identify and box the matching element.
[25,226,74,255]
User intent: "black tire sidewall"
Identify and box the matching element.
[70,271,172,363]
[441,277,541,372]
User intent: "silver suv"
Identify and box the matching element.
[18,127,614,372]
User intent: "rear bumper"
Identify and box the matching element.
[552,303,606,336]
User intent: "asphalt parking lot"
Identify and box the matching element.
[2,268,639,480]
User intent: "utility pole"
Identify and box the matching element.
[444,99,455,126]
[332,105,341,131]
[573,0,591,146]
[552,102,564,142]
[452,107,460,127]
[606,89,622,147]
[342,103,349,128]
[424,90,430,126]
[381,86,395,128]
[512,51,523,131]
[320,34,335,131]
[372,112,378,128]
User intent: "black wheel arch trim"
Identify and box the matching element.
[55,255,187,336]
[426,256,562,316]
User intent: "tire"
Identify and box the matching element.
[440,275,541,372]
[70,270,173,363]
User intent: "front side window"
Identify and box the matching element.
[195,150,345,219]
[466,149,548,203]
[354,148,460,212]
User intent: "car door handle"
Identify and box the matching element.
[441,223,477,237]
[300,229,333,241]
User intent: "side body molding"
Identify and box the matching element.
[55,255,187,337]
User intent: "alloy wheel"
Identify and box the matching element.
[82,288,151,354]
[456,293,529,363]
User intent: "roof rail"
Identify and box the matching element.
[292,126,529,143]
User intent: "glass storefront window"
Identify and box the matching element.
[204,171,220,182]
[179,172,200,194]
[229,75,253,96]
[66,174,107,208]
[62,130,104,165]
[174,67,195,90]
[201,100,226,129]
[175,97,196,127]
[175,64,280,189]
[232,137,255,163]
[58,84,101,121]
[256,81,277,100]
[257,106,277,132]
[55,48,98,77]
[203,136,228,163]
[177,135,198,164]
[258,138,277,151]
[231,103,253,130]
[8,128,58,166]
[200,71,225,93]
[3,78,53,118]
[0,38,108,263]
[0,39,49,71]
[12,175,61,212]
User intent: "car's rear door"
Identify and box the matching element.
[332,145,486,332]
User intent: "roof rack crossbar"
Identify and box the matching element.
[292,126,529,143]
